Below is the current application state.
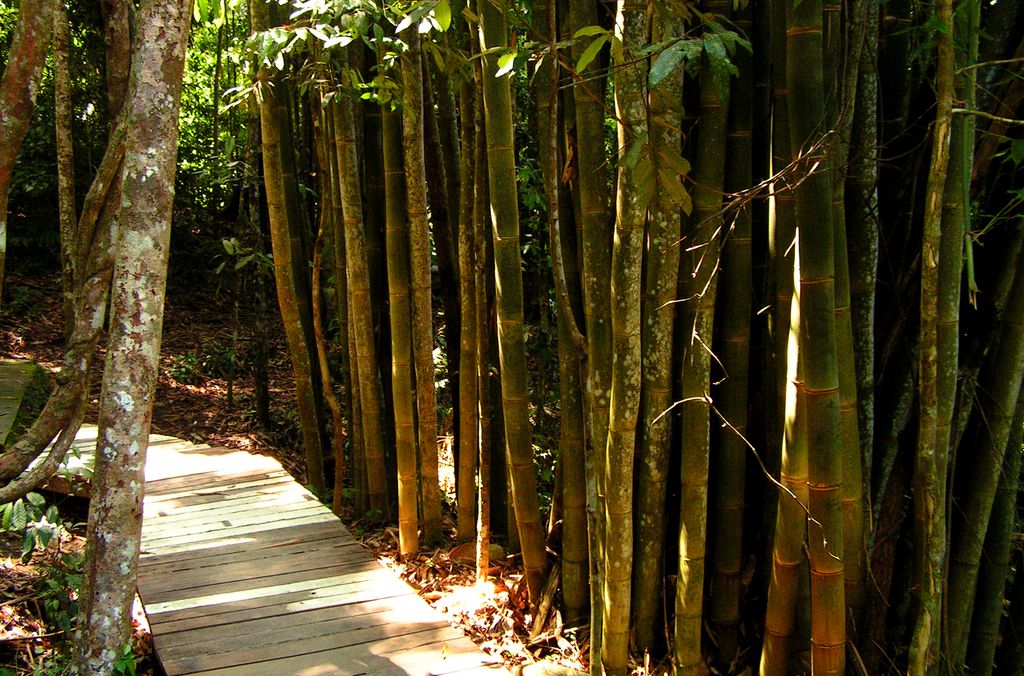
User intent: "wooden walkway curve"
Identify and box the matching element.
[60,423,506,676]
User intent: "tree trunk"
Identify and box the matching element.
[70,0,189,670]
[0,0,56,306]
[54,0,77,339]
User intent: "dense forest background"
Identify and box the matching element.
[1,0,1023,673]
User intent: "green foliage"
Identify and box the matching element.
[0,493,66,563]
[166,339,240,384]
[38,552,84,635]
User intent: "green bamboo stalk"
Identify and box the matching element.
[599,2,647,672]
[330,53,388,516]
[711,2,752,661]
[311,106,347,514]
[401,27,443,546]
[760,248,808,676]
[253,0,325,496]
[909,0,955,666]
[632,2,684,656]
[476,0,547,603]
[674,15,729,671]
[533,0,589,627]
[946,224,1024,668]
[785,0,845,667]
[966,394,1024,675]
[382,82,418,556]
[324,105,354,516]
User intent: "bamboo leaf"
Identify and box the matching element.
[649,41,686,89]
[659,168,693,215]
[435,0,451,31]
[622,136,646,169]
[573,25,608,38]
[496,50,517,78]
[576,34,609,72]
[657,147,692,178]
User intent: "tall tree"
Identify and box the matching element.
[70,0,190,670]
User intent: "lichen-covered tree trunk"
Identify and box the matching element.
[70,0,189,671]
[54,0,77,338]
[456,68,479,545]
[401,28,442,545]
[476,0,547,603]
[632,4,683,655]
[0,0,56,306]
[251,0,325,495]
[601,2,647,672]
[567,0,612,660]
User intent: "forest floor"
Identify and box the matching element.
[0,269,588,674]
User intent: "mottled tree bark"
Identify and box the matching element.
[70,0,190,671]
[54,0,77,338]
[0,0,56,306]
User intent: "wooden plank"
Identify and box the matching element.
[139,511,342,552]
[184,625,503,676]
[143,480,306,516]
[139,520,360,566]
[143,474,294,506]
[143,489,319,525]
[145,467,288,494]
[154,596,407,647]
[145,571,416,632]
[155,596,447,665]
[142,500,325,537]
[139,534,361,577]
[142,566,399,616]
[138,550,379,597]
[162,622,468,674]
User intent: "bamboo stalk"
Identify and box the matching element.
[632,1,684,656]
[476,0,548,603]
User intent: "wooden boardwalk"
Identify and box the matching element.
[64,423,506,675]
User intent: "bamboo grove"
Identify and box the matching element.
[236,0,1023,672]
[1,0,1022,672]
